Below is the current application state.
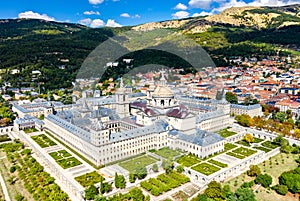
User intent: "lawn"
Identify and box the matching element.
[253,146,271,153]
[154,147,181,160]
[0,134,10,143]
[232,147,257,157]
[224,143,238,151]
[224,153,299,201]
[49,150,82,169]
[176,154,201,167]
[31,134,56,148]
[119,155,158,173]
[208,159,228,168]
[75,171,105,188]
[191,162,220,176]
[226,152,246,159]
[217,128,237,138]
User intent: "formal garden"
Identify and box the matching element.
[140,171,190,196]
[226,147,257,159]
[24,127,38,134]
[208,159,228,168]
[176,154,201,167]
[191,162,221,176]
[31,134,56,148]
[49,150,82,169]
[75,171,105,188]
[119,155,158,173]
[151,147,181,160]
[0,142,69,201]
[217,127,237,138]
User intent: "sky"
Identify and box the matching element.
[1,0,299,28]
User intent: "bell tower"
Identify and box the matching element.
[115,77,130,118]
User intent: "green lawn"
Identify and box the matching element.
[31,134,56,148]
[119,155,158,173]
[208,159,228,168]
[75,171,105,188]
[176,154,201,167]
[224,143,238,151]
[232,147,257,157]
[154,147,181,160]
[253,146,271,153]
[49,150,82,169]
[226,152,246,159]
[192,163,220,175]
[217,128,237,138]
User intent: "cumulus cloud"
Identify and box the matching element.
[172,11,190,19]
[88,0,104,5]
[84,11,100,15]
[18,11,55,21]
[192,11,214,17]
[188,0,214,9]
[248,0,299,7]
[106,19,122,27]
[174,3,188,10]
[120,13,130,18]
[78,18,92,25]
[90,19,105,27]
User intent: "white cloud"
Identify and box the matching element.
[172,11,190,19]
[106,19,122,27]
[91,19,105,27]
[248,0,299,7]
[78,18,92,25]
[174,3,188,10]
[18,11,55,21]
[188,0,214,9]
[120,13,130,18]
[83,11,100,15]
[88,0,104,5]
[192,11,214,17]
[133,14,141,18]
[214,0,247,12]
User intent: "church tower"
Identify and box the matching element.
[115,77,130,118]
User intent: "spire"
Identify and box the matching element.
[120,77,124,88]
[159,69,167,86]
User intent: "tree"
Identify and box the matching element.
[129,173,136,183]
[235,188,256,201]
[255,174,272,188]
[162,160,174,174]
[176,165,184,173]
[129,187,145,201]
[135,166,147,180]
[226,92,238,104]
[244,133,254,143]
[152,164,158,172]
[275,112,286,123]
[204,181,224,201]
[114,173,126,189]
[235,114,254,127]
[85,185,98,200]
[247,165,261,177]
[272,184,288,195]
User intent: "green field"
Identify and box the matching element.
[119,155,158,173]
[217,128,237,138]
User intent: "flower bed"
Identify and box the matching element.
[31,134,56,148]
[75,171,104,188]
[176,154,201,167]
[232,147,257,157]
[191,162,220,175]
[208,159,228,168]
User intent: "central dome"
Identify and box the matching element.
[152,85,174,98]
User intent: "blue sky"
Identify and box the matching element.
[1,0,299,27]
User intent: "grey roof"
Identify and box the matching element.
[110,120,168,142]
[14,115,44,126]
[230,104,261,110]
[77,96,116,106]
[196,110,225,123]
[168,129,224,147]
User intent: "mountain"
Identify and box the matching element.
[0,5,299,91]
